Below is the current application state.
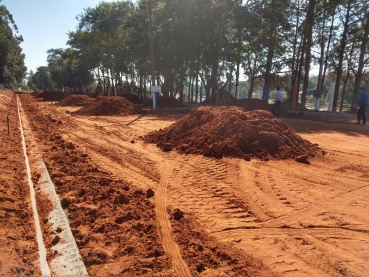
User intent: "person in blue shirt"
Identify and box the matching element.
[356,86,369,125]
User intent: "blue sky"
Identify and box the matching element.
[2,0,105,73]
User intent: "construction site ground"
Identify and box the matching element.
[1,91,369,277]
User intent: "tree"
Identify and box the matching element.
[0,1,27,88]
[32,66,55,90]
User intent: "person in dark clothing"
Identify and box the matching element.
[356,86,369,125]
[272,87,283,118]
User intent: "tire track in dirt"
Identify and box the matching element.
[261,182,369,229]
[66,137,193,274]
[253,169,291,217]
[167,155,258,233]
[212,227,369,276]
[154,160,192,276]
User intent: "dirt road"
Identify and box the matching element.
[2,92,369,276]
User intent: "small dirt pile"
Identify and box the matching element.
[36,91,67,101]
[73,96,143,116]
[144,106,321,160]
[228,98,271,111]
[58,95,93,107]
[121,93,144,104]
[145,96,182,108]
[30,90,43,97]
[202,90,235,106]
[70,91,87,95]
[229,98,290,118]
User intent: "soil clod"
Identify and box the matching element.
[173,209,184,220]
[146,188,155,198]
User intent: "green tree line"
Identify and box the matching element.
[0,0,27,90]
[29,0,368,111]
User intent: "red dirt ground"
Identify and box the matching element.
[58,95,93,107]
[170,210,278,277]
[0,91,40,276]
[21,95,171,276]
[4,91,369,277]
[145,106,321,160]
[73,96,143,116]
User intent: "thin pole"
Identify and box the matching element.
[148,0,155,87]
[7,116,10,135]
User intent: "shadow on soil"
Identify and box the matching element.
[283,116,369,137]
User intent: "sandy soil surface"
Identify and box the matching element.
[3,91,369,277]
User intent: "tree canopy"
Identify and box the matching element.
[28,0,369,111]
[0,0,27,89]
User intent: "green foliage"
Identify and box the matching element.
[0,1,27,89]
[31,66,55,90]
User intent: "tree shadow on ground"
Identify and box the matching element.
[282,116,369,137]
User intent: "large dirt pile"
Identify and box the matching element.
[58,95,93,107]
[121,93,144,104]
[201,89,235,106]
[145,96,182,108]
[73,96,143,116]
[36,91,67,101]
[144,106,321,160]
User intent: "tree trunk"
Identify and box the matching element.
[248,77,255,99]
[264,0,277,102]
[321,11,335,91]
[291,0,301,85]
[235,30,242,98]
[333,1,352,111]
[301,0,316,110]
[351,11,369,111]
[339,76,349,112]
[195,63,199,103]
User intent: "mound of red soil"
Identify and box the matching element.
[36,91,67,101]
[87,91,103,98]
[70,91,87,95]
[201,90,235,106]
[146,96,182,108]
[58,95,93,107]
[73,96,143,116]
[144,106,321,160]
[229,98,291,118]
[121,93,144,104]
[228,98,270,111]
[30,90,43,97]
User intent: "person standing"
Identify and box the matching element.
[356,86,368,125]
[272,87,284,118]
